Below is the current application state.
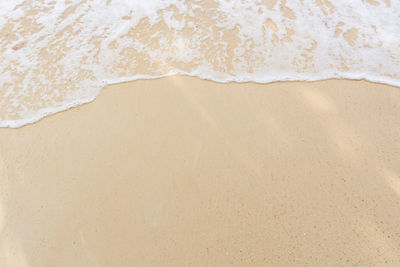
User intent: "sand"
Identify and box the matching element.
[0,76,400,266]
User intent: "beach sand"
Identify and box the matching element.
[0,76,400,266]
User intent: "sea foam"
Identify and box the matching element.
[1,0,399,127]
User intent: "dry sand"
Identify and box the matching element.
[0,76,400,266]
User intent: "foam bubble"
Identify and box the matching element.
[1,0,400,127]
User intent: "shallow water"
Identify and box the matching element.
[1,0,399,127]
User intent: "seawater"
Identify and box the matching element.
[1,0,399,127]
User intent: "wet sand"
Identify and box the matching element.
[0,76,400,266]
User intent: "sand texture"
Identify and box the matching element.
[0,76,400,266]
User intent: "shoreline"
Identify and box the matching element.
[2,75,400,129]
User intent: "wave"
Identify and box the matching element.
[1,0,399,127]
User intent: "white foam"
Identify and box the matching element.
[1,0,400,128]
